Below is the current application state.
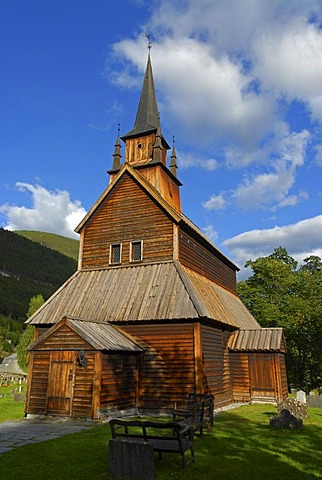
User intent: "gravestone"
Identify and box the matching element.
[296,390,306,404]
[108,439,154,480]
[307,395,322,408]
[270,409,303,430]
[278,397,307,418]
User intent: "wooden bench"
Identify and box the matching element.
[173,393,215,436]
[109,419,195,468]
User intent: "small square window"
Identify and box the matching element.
[110,243,122,264]
[130,241,143,262]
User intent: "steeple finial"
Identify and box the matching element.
[145,33,152,53]
[170,136,178,178]
[112,124,122,171]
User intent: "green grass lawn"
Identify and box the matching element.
[0,397,321,479]
[0,384,26,422]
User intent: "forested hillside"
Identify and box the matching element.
[0,228,77,320]
[16,230,79,261]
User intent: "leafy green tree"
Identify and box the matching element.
[16,295,44,371]
[238,248,322,392]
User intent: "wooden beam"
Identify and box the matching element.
[194,323,203,394]
[92,352,102,419]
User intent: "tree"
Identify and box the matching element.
[238,248,322,392]
[16,294,44,371]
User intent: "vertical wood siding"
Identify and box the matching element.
[179,230,237,294]
[81,173,174,269]
[100,354,138,411]
[122,324,195,411]
[138,165,181,212]
[249,353,278,401]
[201,325,233,407]
[229,352,251,402]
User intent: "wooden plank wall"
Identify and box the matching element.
[81,173,174,269]
[34,324,93,351]
[279,354,289,398]
[100,354,138,412]
[179,229,237,294]
[25,351,50,414]
[123,324,195,411]
[249,353,278,401]
[229,352,251,403]
[72,352,96,418]
[201,325,233,407]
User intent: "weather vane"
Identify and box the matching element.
[145,33,152,52]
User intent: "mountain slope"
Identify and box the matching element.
[0,228,77,320]
[16,230,79,261]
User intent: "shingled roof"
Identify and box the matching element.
[27,261,259,329]
[227,328,286,352]
[28,316,144,352]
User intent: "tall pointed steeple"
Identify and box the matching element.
[122,54,160,140]
[110,43,182,212]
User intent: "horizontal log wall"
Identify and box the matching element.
[179,229,237,294]
[100,354,138,411]
[25,351,50,414]
[122,324,195,411]
[72,352,96,418]
[81,173,174,269]
[201,325,233,407]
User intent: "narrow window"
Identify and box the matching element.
[130,240,143,262]
[110,243,122,264]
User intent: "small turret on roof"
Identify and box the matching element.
[110,124,122,172]
[170,136,178,178]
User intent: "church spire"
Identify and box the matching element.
[122,45,169,149]
[122,54,158,139]
[112,124,122,171]
[170,136,178,178]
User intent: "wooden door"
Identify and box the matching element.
[47,351,75,416]
[249,354,276,401]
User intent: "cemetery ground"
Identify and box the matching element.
[0,386,321,480]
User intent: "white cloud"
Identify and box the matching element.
[254,19,322,122]
[223,214,322,271]
[202,224,218,243]
[202,193,227,211]
[178,151,218,170]
[0,183,86,239]
[232,127,310,209]
[314,144,322,165]
[112,36,275,149]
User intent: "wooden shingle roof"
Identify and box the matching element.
[26,261,259,329]
[227,328,286,352]
[28,316,144,352]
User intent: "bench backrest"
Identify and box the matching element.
[109,419,187,441]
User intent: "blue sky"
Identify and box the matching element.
[1,0,322,278]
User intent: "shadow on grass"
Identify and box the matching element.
[0,405,321,480]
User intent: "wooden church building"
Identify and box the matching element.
[25,52,288,419]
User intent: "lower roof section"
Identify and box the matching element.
[228,328,286,352]
[28,316,144,352]
[27,261,259,330]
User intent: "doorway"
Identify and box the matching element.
[47,351,75,415]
